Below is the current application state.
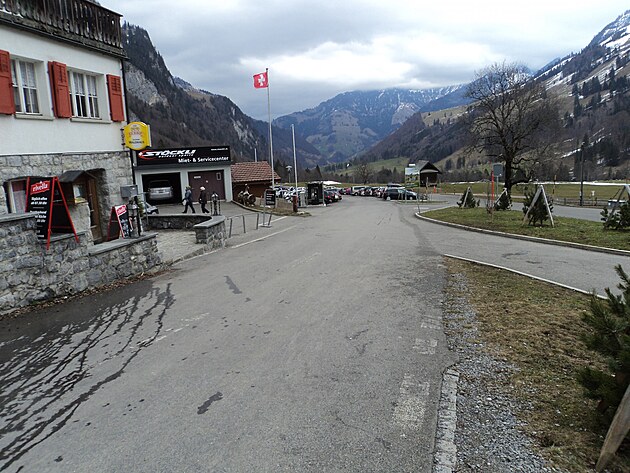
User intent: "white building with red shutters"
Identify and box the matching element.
[0,0,133,243]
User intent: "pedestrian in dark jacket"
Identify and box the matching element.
[182,186,196,213]
[199,186,209,213]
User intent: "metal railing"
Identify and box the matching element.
[226,212,274,238]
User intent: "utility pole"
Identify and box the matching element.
[580,144,584,207]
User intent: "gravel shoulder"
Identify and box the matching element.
[437,268,570,473]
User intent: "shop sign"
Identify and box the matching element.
[124,121,152,151]
[137,146,231,167]
[264,189,276,207]
[26,176,78,249]
[107,205,131,240]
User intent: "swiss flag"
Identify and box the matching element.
[253,71,268,88]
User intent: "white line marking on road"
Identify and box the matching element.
[413,338,438,354]
[420,320,442,330]
[230,226,297,249]
[393,374,429,430]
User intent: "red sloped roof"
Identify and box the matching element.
[231,161,281,183]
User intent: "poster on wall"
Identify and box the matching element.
[26,176,78,249]
[405,166,420,187]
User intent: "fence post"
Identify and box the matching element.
[229,218,233,238]
[596,383,630,471]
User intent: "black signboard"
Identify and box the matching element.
[264,189,276,207]
[107,205,131,240]
[27,177,53,240]
[137,146,231,167]
[26,177,78,249]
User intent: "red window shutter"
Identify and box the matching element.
[48,61,72,118]
[0,50,16,115]
[107,74,125,122]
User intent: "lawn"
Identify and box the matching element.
[423,207,630,251]
[439,181,626,202]
[445,258,630,472]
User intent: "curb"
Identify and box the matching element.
[433,369,459,473]
[415,212,630,258]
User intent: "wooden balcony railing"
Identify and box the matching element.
[0,0,124,57]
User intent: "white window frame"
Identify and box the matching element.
[68,70,102,119]
[10,59,41,115]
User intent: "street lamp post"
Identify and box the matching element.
[580,145,584,207]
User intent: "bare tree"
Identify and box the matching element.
[465,62,560,194]
[355,162,372,184]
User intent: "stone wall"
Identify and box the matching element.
[193,216,226,249]
[0,213,161,315]
[147,214,213,230]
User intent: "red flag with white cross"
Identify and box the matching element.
[253,71,268,88]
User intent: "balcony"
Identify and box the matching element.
[0,0,124,57]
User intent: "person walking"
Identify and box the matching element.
[199,186,210,213]
[182,185,196,213]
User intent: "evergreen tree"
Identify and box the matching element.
[573,95,582,118]
[522,185,553,226]
[578,265,630,416]
[457,187,478,208]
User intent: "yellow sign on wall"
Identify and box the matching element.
[123,121,151,151]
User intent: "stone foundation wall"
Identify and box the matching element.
[147,214,213,230]
[193,216,226,249]
[0,213,161,315]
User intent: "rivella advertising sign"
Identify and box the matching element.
[137,146,231,167]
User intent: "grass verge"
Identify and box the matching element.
[424,207,630,251]
[445,258,630,472]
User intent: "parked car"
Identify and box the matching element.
[323,189,336,204]
[144,201,159,215]
[351,186,365,195]
[147,180,174,201]
[382,188,417,200]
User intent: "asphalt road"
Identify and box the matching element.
[1,196,627,472]
[0,197,456,472]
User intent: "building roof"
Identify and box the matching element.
[231,162,281,183]
[414,160,442,174]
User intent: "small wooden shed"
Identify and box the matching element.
[231,162,281,200]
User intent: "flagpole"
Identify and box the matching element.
[291,124,298,190]
[266,68,275,188]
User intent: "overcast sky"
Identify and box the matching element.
[101,0,628,120]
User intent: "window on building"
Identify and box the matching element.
[68,71,100,119]
[6,179,27,213]
[10,59,40,114]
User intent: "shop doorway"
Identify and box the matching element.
[86,178,102,242]
[188,170,225,200]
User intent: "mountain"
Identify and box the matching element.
[122,24,323,173]
[274,86,467,163]
[354,10,630,182]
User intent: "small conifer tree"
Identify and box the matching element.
[457,187,478,208]
[601,200,630,230]
[522,186,553,226]
[494,189,511,211]
[578,264,630,416]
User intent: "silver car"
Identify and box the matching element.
[147,180,174,201]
